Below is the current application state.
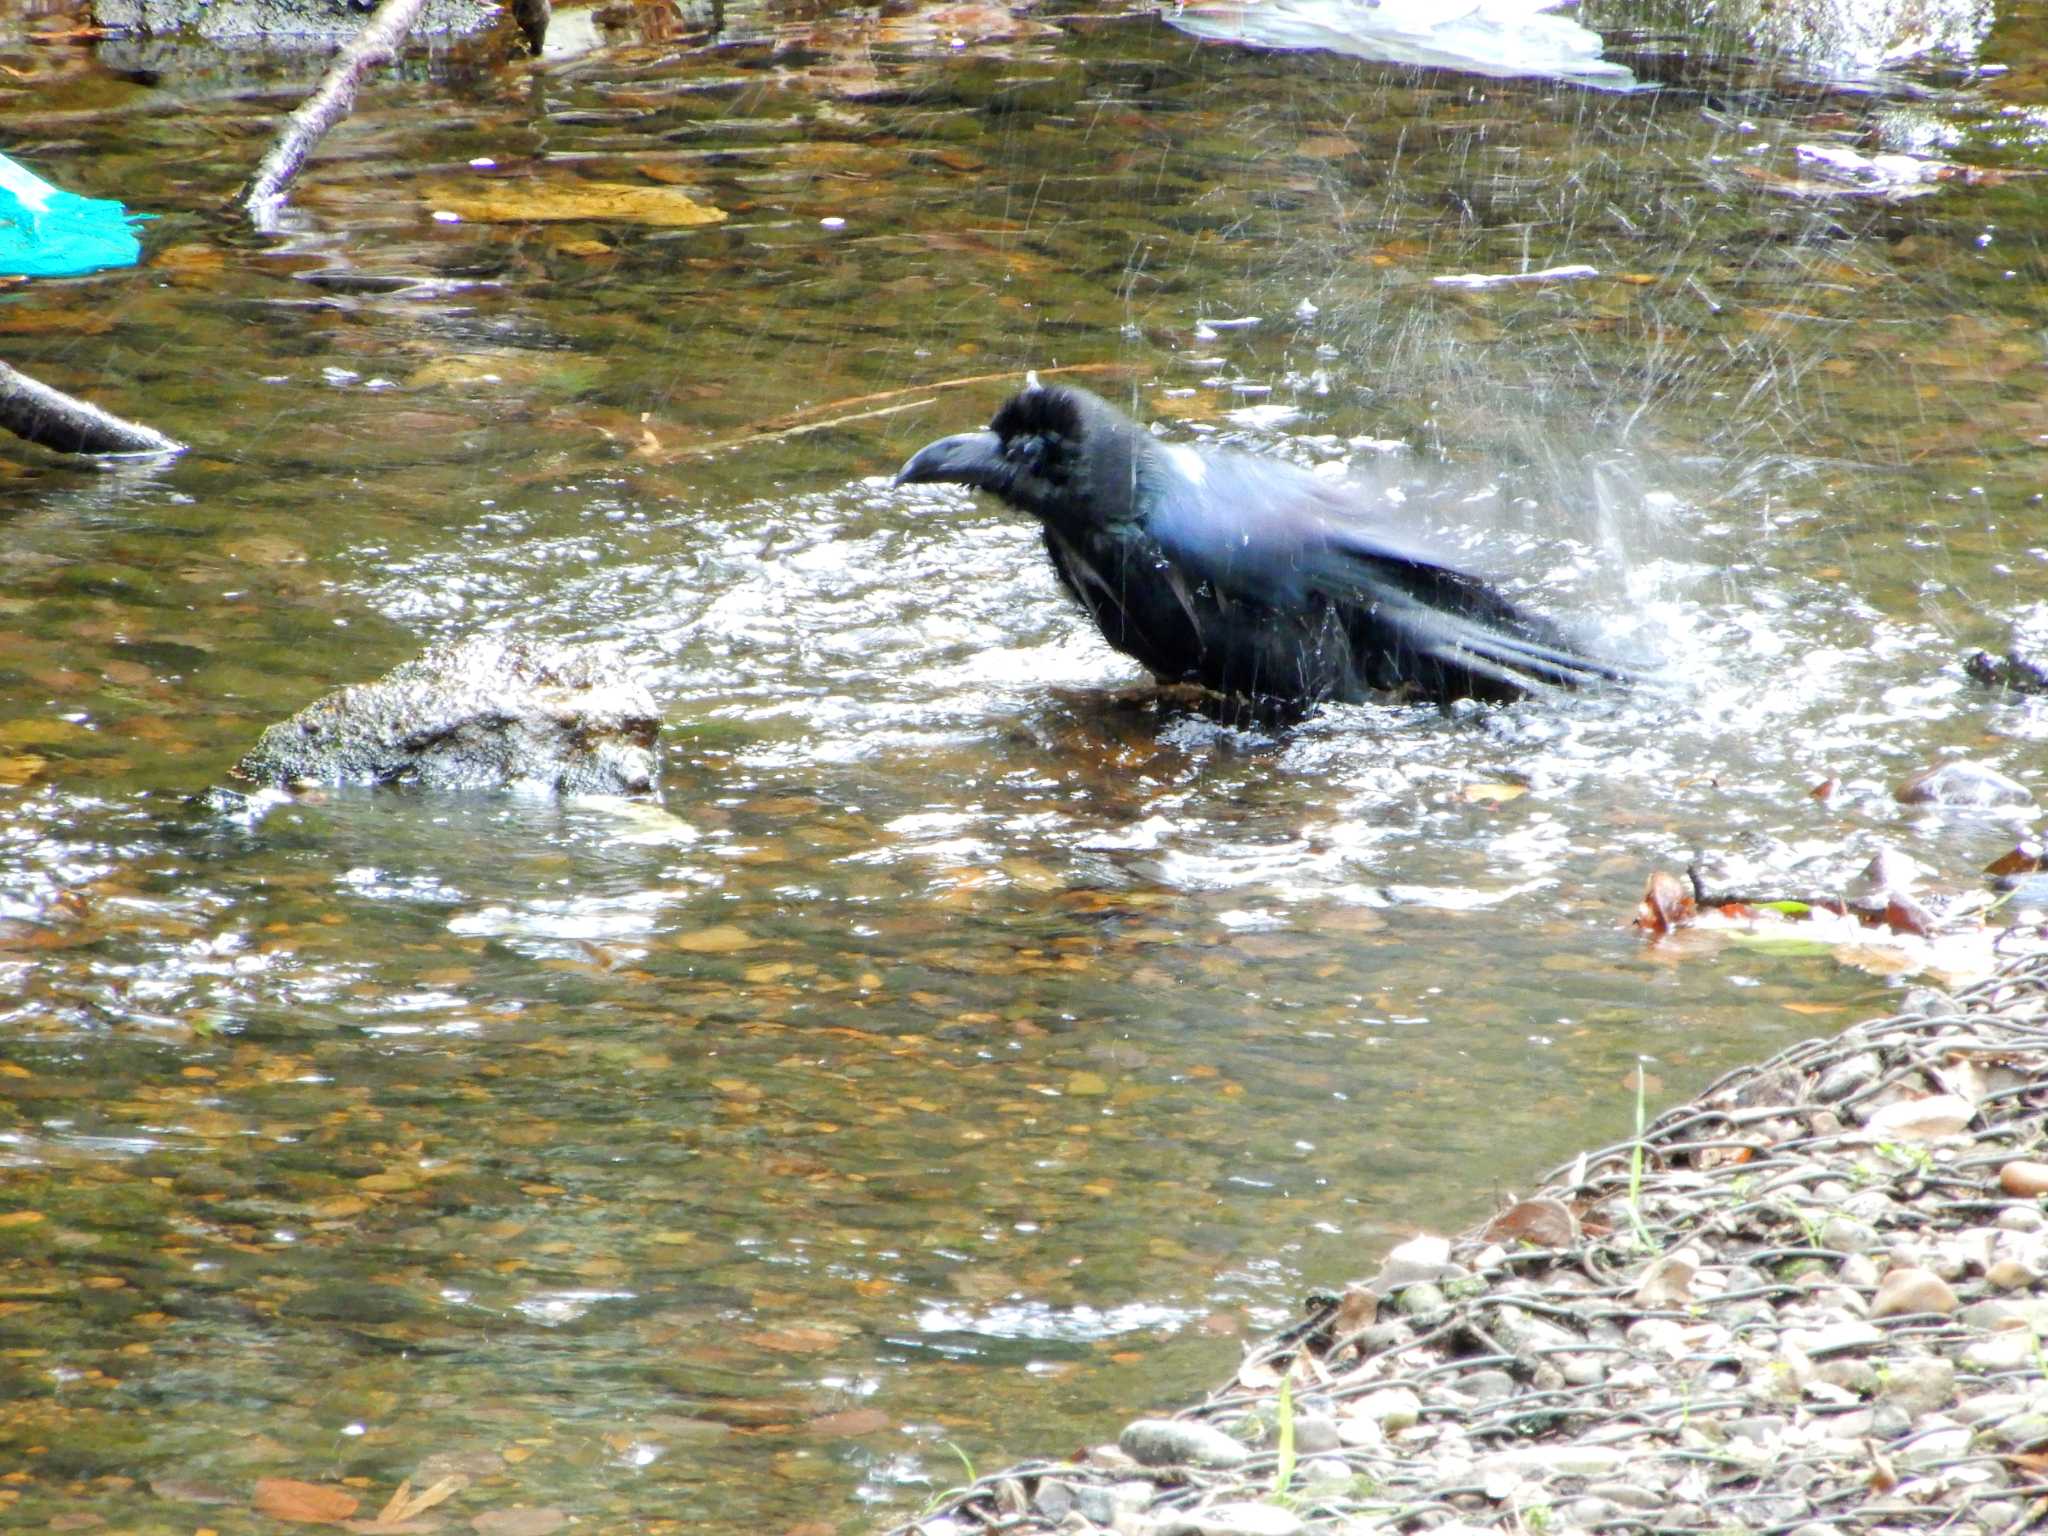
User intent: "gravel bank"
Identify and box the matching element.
[889,949,2048,1536]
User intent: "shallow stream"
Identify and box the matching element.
[2,3,2046,1530]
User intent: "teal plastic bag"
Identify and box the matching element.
[0,153,145,277]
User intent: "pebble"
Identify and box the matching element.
[1870,1266,1959,1317]
[1963,1331,2041,1371]
[1118,1419,1250,1469]
[1999,1159,2048,1197]
[1369,1233,1460,1290]
[1995,1202,2045,1232]
[1457,1368,1516,1403]
[1877,1357,1954,1415]
[1861,1094,1975,1140]
[1350,1320,1411,1355]
[1475,1444,1625,1480]
[1585,1481,1667,1510]
[1837,1253,1881,1288]
[1491,1305,1579,1353]
[1559,1353,1606,1387]
[1958,1299,2026,1330]
[1841,1189,1898,1223]
[1788,1320,1882,1356]
[1295,1457,1353,1488]
[1813,1052,1882,1103]
[1290,1412,1340,1455]
[1348,1388,1421,1432]
[1814,1359,1878,1396]
[1032,1480,1075,1521]
[1897,1423,1973,1467]
[1819,1215,1877,1253]
[1154,1504,1302,1536]
[1987,1256,2041,1289]
[1395,1282,1447,1317]
[1951,1391,2029,1425]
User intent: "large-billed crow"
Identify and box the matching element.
[895,378,1632,713]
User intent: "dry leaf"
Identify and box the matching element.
[1635,870,1695,934]
[378,1476,468,1525]
[1482,1197,1579,1248]
[253,1477,361,1524]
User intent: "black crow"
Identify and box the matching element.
[895,378,1632,714]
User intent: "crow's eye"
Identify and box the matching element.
[1005,433,1050,471]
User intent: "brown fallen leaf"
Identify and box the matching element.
[377,1475,468,1526]
[1482,1196,1579,1248]
[253,1477,361,1524]
[1634,870,1695,934]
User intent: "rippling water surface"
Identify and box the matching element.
[2,3,2045,1530]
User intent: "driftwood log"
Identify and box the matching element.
[0,359,183,455]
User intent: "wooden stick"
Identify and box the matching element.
[657,362,1133,459]
[241,0,432,228]
[663,398,936,459]
[0,359,183,456]
[746,361,1132,432]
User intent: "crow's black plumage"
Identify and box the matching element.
[895,379,1633,713]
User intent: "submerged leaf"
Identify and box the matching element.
[253,1477,360,1524]
[430,182,726,228]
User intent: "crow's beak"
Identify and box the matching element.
[894,430,1005,490]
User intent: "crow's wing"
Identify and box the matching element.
[1140,447,1634,697]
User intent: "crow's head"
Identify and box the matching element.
[895,378,1142,529]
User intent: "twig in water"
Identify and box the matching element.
[241,0,432,229]
[659,361,1135,460]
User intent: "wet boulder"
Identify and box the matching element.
[238,634,660,796]
[1896,760,2032,810]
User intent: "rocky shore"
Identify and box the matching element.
[889,948,2048,1536]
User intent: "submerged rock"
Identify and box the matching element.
[1895,760,2032,808]
[238,634,660,796]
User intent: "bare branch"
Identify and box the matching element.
[241,0,434,229]
[0,359,183,456]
